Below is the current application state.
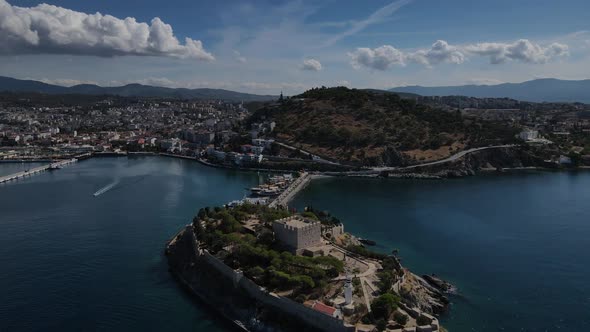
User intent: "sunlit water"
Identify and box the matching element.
[1,158,589,331]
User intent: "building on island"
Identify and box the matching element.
[272,216,322,254]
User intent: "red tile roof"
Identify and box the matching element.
[311,301,337,316]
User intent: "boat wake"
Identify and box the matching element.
[93,180,119,197]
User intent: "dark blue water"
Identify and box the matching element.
[292,172,590,331]
[0,157,259,331]
[1,158,589,332]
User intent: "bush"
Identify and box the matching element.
[371,293,400,320]
[393,311,408,325]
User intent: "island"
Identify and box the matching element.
[166,173,451,332]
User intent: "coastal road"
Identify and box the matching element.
[273,141,340,165]
[371,144,518,172]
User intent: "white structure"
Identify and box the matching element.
[272,216,322,254]
[519,129,539,141]
[344,275,353,305]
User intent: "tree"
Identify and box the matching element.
[371,293,400,320]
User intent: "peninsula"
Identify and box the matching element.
[166,173,451,332]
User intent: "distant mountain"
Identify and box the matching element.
[0,76,276,102]
[390,78,590,103]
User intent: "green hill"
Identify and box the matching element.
[251,87,518,166]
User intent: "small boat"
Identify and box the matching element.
[257,188,281,196]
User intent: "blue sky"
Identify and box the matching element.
[1,0,589,94]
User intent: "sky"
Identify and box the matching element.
[1,0,589,95]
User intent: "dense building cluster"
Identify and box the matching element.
[0,96,251,159]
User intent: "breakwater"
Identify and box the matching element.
[0,158,77,184]
[268,172,311,208]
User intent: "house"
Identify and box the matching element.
[308,301,343,319]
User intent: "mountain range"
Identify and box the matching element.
[0,76,276,102]
[390,78,590,103]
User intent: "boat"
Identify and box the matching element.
[257,188,281,196]
[249,186,264,194]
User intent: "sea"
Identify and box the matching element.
[0,156,588,331]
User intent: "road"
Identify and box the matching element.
[273,141,340,165]
[365,144,518,174]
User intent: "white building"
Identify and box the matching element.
[519,129,539,141]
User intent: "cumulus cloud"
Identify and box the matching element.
[464,39,569,64]
[349,39,569,70]
[349,45,404,70]
[0,0,214,60]
[406,40,465,66]
[301,58,322,71]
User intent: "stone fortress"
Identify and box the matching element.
[272,216,322,254]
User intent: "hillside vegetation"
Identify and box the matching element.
[252,87,518,166]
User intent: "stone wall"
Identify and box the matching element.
[201,251,355,332]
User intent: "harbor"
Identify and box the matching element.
[227,172,312,209]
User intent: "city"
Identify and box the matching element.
[1,0,590,332]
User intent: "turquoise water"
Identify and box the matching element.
[1,158,589,331]
[292,172,590,331]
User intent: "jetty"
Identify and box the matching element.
[0,158,77,184]
[269,172,311,208]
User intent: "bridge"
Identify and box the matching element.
[0,158,78,184]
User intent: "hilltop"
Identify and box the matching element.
[390,78,590,103]
[250,87,519,166]
[0,76,276,102]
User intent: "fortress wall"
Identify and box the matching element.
[201,251,355,332]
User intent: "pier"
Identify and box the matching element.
[269,172,311,208]
[0,159,77,184]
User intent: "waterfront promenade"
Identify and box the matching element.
[0,159,77,184]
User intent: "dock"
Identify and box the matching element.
[0,158,77,184]
[269,172,311,208]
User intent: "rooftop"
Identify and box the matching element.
[274,216,317,229]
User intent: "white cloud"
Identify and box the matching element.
[301,58,322,71]
[0,0,214,60]
[335,80,351,87]
[466,78,505,85]
[349,45,405,70]
[34,78,98,87]
[349,39,569,70]
[233,50,247,63]
[406,40,465,66]
[464,39,569,64]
